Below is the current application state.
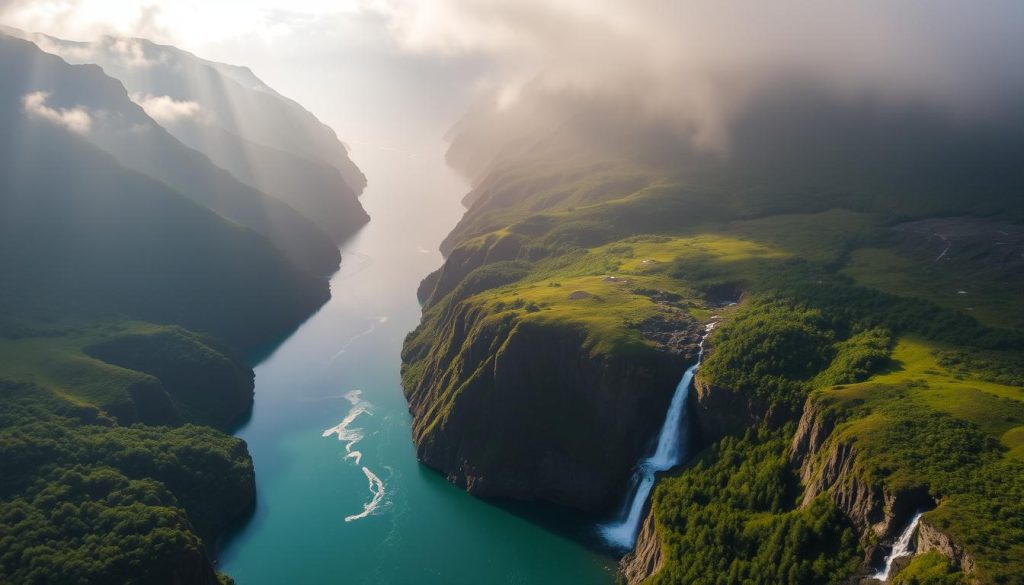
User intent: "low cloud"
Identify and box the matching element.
[22,90,91,134]
[100,36,163,68]
[40,35,163,68]
[371,0,1024,152]
[130,93,203,125]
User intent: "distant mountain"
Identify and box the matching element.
[0,33,328,346]
[0,32,342,275]
[19,31,370,242]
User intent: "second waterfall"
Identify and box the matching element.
[600,322,716,549]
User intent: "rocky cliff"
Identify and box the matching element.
[917,518,977,576]
[619,508,663,585]
[404,298,697,511]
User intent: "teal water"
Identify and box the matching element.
[217,146,616,584]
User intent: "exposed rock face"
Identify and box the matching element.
[404,300,696,511]
[619,509,663,585]
[789,394,963,579]
[918,518,976,575]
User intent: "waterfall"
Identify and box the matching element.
[872,512,924,582]
[599,323,715,549]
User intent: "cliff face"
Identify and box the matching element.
[616,374,780,585]
[404,300,696,511]
[169,547,223,585]
[418,232,529,307]
[789,394,958,575]
[619,508,663,585]
[689,375,792,448]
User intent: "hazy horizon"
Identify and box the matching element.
[4,1,1023,160]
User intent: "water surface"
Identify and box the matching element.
[218,145,616,585]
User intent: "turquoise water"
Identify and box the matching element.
[217,147,616,584]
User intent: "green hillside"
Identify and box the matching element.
[404,93,1024,584]
[0,35,339,584]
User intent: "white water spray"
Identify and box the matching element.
[600,323,715,549]
[872,512,924,581]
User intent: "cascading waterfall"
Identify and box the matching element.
[872,511,924,581]
[599,322,716,549]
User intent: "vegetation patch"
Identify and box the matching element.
[650,429,862,585]
[0,381,251,585]
[806,339,1024,582]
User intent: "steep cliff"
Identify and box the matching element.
[404,297,697,510]
[689,374,793,447]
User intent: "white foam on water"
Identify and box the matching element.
[322,390,373,460]
[323,390,389,522]
[345,466,386,522]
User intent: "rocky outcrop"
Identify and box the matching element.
[918,518,976,575]
[404,300,697,511]
[619,508,663,585]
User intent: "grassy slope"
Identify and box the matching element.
[806,339,1024,583]
[406,148,1023,583]
[0,318,254,428]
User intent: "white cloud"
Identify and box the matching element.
[22,90,92,134]
[368,0,1024,151]
[103,36,162,67]
[0,0,361,46]
[34,35,164,67]
[5,0,1022,153]
[130,93,203,125]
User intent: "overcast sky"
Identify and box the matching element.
[3,0,1022,154]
